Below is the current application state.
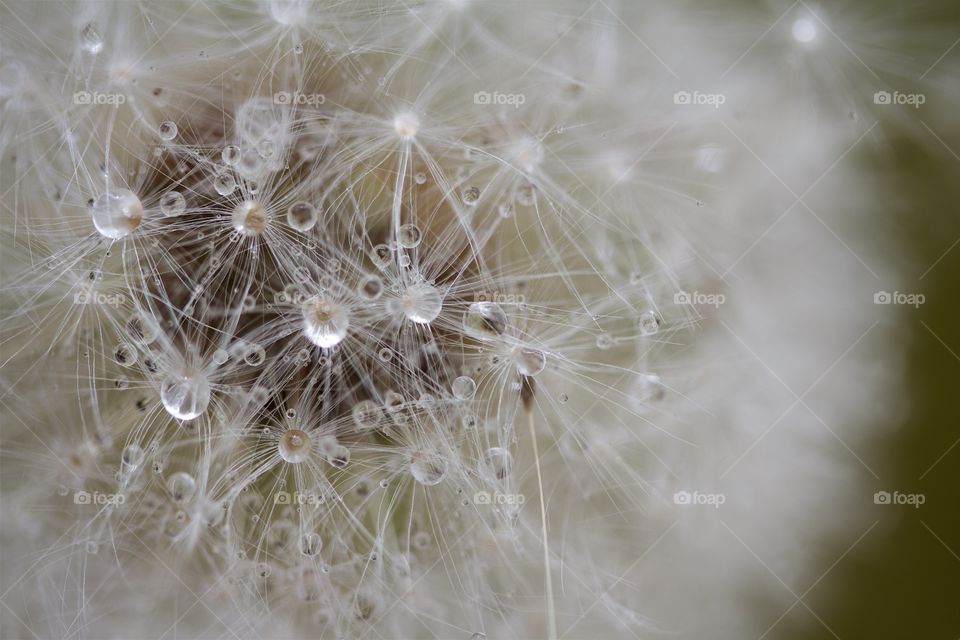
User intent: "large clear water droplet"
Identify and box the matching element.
[167,471,197,502]
[512,347,546,377]
[463,302,507,340]
[91,189,143,239]
[302,296,349,348]
[410,451,448,485]
[401,282,442,324]
[160,369,210,420]
[278,429,312,463]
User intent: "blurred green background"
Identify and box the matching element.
[772,130,960,638]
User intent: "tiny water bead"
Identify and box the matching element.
[483,447,513,480]
[352,399,381,430]
[158,121,178,141]
[286,201,318,232]
[512,347,546,377]
[325,445,350,468]
[243,343,266,366]
[371,244,392,269]
[414,172,427,185]
[452,376,476,400]
[398,223,422,249]
[80,23,103,54]
[160,369,211,420]
[114,343,136,366]
[167,471,197,503]
[463,302,507,340]
[279,429,312,464]
[300,532,322,556]
[91,189,143,239]
[596,333,614,350]
[638,310,660,336]
[221,145,241,165]
[233,200,268,235]
[358,275,383,300]
[393,112,419,139]
[214,172,236,196]
[302,296,349,348]
[122,443,145,470]
[462,186,480,205]
[401,282,443,324]
[159,190,185,216]
[410,451,448,486]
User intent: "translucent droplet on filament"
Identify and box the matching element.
[91,189,143,239]
[160,369,211,420]
[302,296,349,348]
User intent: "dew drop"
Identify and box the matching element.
[286,201,317,232]
[410,451,448,486]
[160,369,211,420]
[91,189,143,239]
[167,471,197,502]
[326,445,350,468]
[512,347,546,377]
[302,295,349,348]
[483,447,513,480]
[160,190,185,217]
[279,429,312,464]
[300,532,322,556]
[393,112,419,139]
[596,333,614,350]
[398,223,422,248]
[158,121,178,141]
[638,310,660,336]
[214,172,236,196]
[233,200,267,235]
[452,376,476,400]
[243,343,266,366]
[358,275,383,300]
[401,282,442,324]
[114,343,136,366]
[414,171,427,184]
[462,186,480,205]
[221,145,241,165]
[80,24,103,54]
[352,399,381,430]
[122,444,145,469]
[463,302,507,340]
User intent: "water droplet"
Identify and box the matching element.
[160,190,185,216]
[279,429,312,463]
[80,24,103,54]
[414,172,427,184]
[286,201,317,232]
[243,343,266,366]
[498,202,514,218]
[233,200,268,235]
[167,471,196,502]
[326,444,350,468]
[629,373,665,409]
[401,282,442,324]
[114,343,136,366]
[212,349,228,365]
[301,532,322,556]
[596,333,614,350]
[256,562,272,578]
[257,138,276,158]
[158,121,178,141]
[638,310,660,336]
[463,302,507,340]
[410,451,448,486]
[462,186,480,205]
[358,275,383,300]
[214,172,236,196]
[160,369,211,420]
[398,223,422,248]
[452,376,476,400]
[512,347,546,376]
[293,42,304,54]
[352,399,381,430]
[122,444,145,469]
[222,145,241,165]
[302,295,349,348]
[371,244,392,269]
[483,447,513,480]
[91,189,143,239]
[393,112,419,139]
